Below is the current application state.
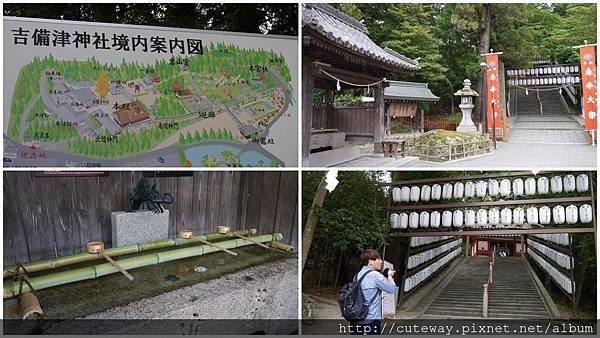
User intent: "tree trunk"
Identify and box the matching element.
[317,238,329,289]
[476,4,492,118]
[302,173,328,271]
[334,251,343,288]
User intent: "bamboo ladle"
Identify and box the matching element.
[218,226,271,250]
[177,229,237,256]
[86,242,134,281]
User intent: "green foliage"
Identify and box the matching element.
[335,3,597,113]
[303,171,389,264]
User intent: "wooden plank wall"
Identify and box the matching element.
[311,103,376,137]
[312,104,330,129]
[329,104,376,138]
[3,171,298,266]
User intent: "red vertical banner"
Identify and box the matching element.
[486,54,501,130]
[579,46,597,130]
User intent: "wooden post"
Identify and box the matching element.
[482,283,489,318]
[420,107,425,133]
[386,102,391,136]
[302,63,315,165]
[520,235,525,258]
[374,82,385,153]
[302,173,328,271]
[324,86,334,129]
[466,236,470,257]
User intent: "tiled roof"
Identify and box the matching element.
[302,3,420,71]
[385,81,440,102]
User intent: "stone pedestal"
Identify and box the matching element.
[454,79,479,133]
[111,210,169,247]
[456,102,477,132]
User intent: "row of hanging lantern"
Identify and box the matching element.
[403,247,461,293]
[531,233,570,246]
[527,239,573,270]
[410,236,454,248]
[528,249,574,295]
[407,239,462,269]
[507,66,579,77]
[507,77,580,86]
[390,204,593,229]
[391,174,589,204]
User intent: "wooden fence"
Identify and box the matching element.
[3,171,298,266]
[423,118,459,131]
[312,102,376,138]
[407,138,492,162]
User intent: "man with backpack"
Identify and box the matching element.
[339,249,396,335]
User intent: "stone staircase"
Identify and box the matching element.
[509,88,587,144]
[421,257,550,319]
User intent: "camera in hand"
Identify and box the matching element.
[382,268,389,278]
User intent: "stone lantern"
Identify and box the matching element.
[454,79,479,133]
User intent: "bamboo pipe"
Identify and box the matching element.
[4,233,283,298]
[87,241,135,281]
[178,229,237,256]
[270,241,294,252]
[101,253,135,281]
[3,229,252,278]
[230,232,271,250]
[195,238,238,256]
[19,292,43,319]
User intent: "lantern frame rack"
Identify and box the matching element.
[389,196,592,212]
[405,239,462,277]
[387,171,596,311]
[399,242,461,305]
[407,237,459,255]
[526,233,576,310]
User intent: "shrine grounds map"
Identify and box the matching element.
[4,17,298,167]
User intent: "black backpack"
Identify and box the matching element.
[338,270,379,322]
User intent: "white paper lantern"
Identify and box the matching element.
[539,206,551,225]
[442,211,452,227]
[488,208,500,225]
[565,205,578,224]
[512,178,524,196]
[579,204,593,224]
[526,207,539,225]
[563,175,576,193]
[465,209,476,227]
[409,212,419,229]
[550,176,563,193]
[488,179,499,197]
[465,181,475,198]
[399,213,409,229]
[410,186,421,202]
[537,177,549,195]
[442,183,453,200]
[513,207,525,225]
[525,178,536,196]
[430,211,441,228]
[431,184,442,200]
[453,210,464,227]
[501,208,512,225]
[476,181,487,198]
[390,213,401,228]
[453,182,464,199]
[392,188,402,202]
[552,205,565,224]
[419,211,430,228]
[576,174,589,193]
[476,209,488,226]
[420,185,431,202]
[500,179,511,197]
[401,187,411,202]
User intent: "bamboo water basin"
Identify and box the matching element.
[3,240,292,320]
